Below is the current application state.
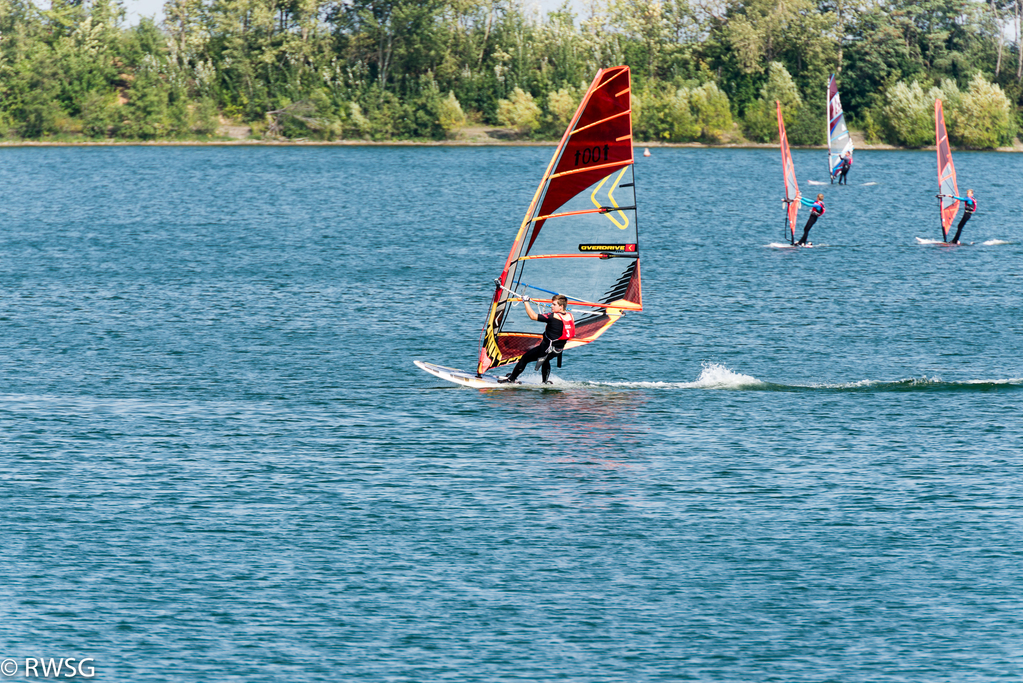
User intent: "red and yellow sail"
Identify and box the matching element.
[477,66,641,375]
[935,99,960,241]
[777,101,800,243]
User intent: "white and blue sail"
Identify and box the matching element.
[827,75,853,179]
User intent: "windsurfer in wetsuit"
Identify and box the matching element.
[795,193,825,246]
[498,294,575,384]
[837,153,852,185]
[948,189,976,244]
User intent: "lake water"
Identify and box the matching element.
[1,145,1021,681]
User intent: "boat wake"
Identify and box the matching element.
[567,368,1023,394]
[792,376,1023,393]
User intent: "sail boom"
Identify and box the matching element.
[530,206,637,222]
[505,296,642,310]
[515,252,637,262]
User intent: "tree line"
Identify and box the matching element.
[0,0,1020,147]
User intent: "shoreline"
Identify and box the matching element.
[1,138,1021,152]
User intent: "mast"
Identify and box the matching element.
[827,76,832,182]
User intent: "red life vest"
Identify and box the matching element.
[812,201,825,217]
[965,197,976,213]
[554,312,575,341]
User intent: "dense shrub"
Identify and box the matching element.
[954,74,1015,148]
[881,75,1015,148]
[634,85,699,142]
[787,100,824,146]
[545,86,584,132]
[633,82,732,142]
[496,88,541,134]
[690,82,733,141]
[436,91,466,137]
[881,81,933,147]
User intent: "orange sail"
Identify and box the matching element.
[935,99,960,241]
[477,66,640,375]
[777,101,800,243]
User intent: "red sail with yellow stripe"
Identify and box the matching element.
[477,66,641,375]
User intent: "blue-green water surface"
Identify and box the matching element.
[1,146,1022,681]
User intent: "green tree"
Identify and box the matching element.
[742,62,801,142]
[690,81,732,141]
[118,57,169,139]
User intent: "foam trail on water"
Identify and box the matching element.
[767,242,796,249]
[588,363,764,390]
[915,237,944,245]
[568,372,1023,393]
[810,376,944,390]
[790,376,1023,392]
[983,239,1011,246]
[862,182,878,186]
[806,180,827,185]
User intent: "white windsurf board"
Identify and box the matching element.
[415,360,509,388]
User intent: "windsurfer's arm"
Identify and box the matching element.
[799,197,814,207]
[523,300,539,321]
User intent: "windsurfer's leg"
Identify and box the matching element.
[540,359,552,383]
[505,344,544,381]
[952,213,970,243]
[797,215,816,245]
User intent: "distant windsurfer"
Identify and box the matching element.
[837,153,852,185]
[795,193,825,246]
[498,294,575,384]
[946,189,976,244]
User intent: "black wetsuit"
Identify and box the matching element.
[838,158,851,184]
[951,196,976,244]
[505,313,571,383]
